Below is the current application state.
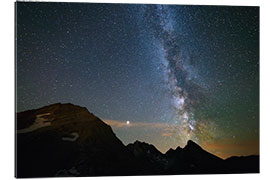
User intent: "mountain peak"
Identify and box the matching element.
[184,140,202,150]
[166,148,174,154]
[16,103,260,177]
[127,140,164,157]
[175,146,183,151]
[134,140,144,144]
[17,103,136,177]
[17,103,98,130]
[129,140,159,151]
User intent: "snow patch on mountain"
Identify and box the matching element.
[62,132,79,142]
[17,113,52,133]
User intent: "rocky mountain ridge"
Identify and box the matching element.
[16,103,259,177]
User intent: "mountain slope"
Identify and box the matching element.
[164,140,225,174]
[127,141,168,174]
[225,155,259,173]
[16,103,259,177]
[16,103,140,177]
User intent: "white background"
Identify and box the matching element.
[0,0,269,179]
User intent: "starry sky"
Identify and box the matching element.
[16,2,259,158]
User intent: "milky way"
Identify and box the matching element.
[137,5,219,144]
[16,2,259,158]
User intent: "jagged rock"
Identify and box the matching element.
[16,103,259,177]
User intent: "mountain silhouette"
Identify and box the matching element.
[127,140,168,174]
[16,103,259,177]
[16,103,141,177]
[164,140,225,174]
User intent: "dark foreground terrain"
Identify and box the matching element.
[16,103,259,178]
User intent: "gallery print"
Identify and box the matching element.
[15,2,259,178]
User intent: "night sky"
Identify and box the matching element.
[16,2,259,158]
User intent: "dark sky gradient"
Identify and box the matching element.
[16,2,259,158]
